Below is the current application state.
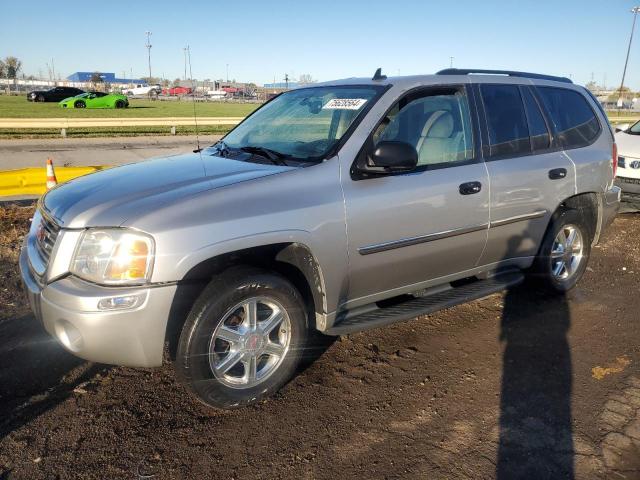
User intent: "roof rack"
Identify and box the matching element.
[435,68,573,84]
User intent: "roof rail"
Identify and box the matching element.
[436,68,573,84]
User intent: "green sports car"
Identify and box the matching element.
[59,92,129,109]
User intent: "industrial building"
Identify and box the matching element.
[66,72,145,84]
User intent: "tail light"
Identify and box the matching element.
[612,142,618,178]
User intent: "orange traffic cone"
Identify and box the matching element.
[46,158,58,190]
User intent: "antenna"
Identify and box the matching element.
[186,46,201,152]
[372,68,387,81]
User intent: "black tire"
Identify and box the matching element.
[37,95,45,102]
[114,99,125,109]
[176,266,308,409]
[529,208,592,293]
[74,100,86,109]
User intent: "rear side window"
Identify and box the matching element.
[521,87,551,151]
[480,85,530,158]
[536,87,600,149]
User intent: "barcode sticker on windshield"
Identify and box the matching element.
[322,98,368,110]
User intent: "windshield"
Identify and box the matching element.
[629,120,640,134]
[222,85,385,160]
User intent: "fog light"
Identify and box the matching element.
[55,320,83,352]
[97,293,145,311]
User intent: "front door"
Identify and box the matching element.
[340,86,489,308]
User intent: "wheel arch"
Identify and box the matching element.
[165,242,327,360]
[539,192,600,257]
[559,192,600,244]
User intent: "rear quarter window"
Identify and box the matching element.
[536,87,600,149]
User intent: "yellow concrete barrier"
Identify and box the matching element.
[0,166,109,197]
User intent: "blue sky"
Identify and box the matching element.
[1,0,639,89]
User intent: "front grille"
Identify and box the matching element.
[619,176,640,186]
[35,211,60,266]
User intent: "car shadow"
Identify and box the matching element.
[0,314,107,441]
[497,280,574,476]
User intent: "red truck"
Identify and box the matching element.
[162,86,193,96]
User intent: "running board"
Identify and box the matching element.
[325,272,524,336]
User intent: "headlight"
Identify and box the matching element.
[71,229,155,285]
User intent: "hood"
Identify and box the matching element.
[615,130,640,158]
[43,150,294,228]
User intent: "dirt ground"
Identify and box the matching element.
[0,205,639,480]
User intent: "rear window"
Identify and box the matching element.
[480,84,530,158]
[536,87,600,149]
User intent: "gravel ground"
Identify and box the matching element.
[0,206,639,480]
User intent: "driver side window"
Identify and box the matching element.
[374,90,474,167]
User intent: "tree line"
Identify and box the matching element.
[0,57,22,79]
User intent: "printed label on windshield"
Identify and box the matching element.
[322,98,368,110]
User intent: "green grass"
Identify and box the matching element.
[0,125,235,139]
[0,95,258,118]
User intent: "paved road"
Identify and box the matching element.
[0,206,639,479]
[0,135,222,170]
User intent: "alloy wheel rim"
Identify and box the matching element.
[550,224,584,281]
[208,297,291,389]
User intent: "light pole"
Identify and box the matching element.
[226,63,229,83]
[145,31,152,81]
[183,47,188,81]
[618,7,640,105]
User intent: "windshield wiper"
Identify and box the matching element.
[240,146,290,165]
[204,140,230,156]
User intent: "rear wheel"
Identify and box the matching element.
[530,209,591,293]
[74,100,86,108]
[114,99,125,109]
[176,267,308,409]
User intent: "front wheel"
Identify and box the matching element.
[37,95,45,102]
[176,267,308,409]
[74,100,86,108]
[114,99,126,109]
[529,208,592,293]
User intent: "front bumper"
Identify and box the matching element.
[19,246,177,367]
[615,176,640,203]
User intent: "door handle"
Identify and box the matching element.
[459,181,482,195]
[548,168,567,180]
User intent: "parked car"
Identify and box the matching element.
[206,89,227,99]
[21,68,620,409]
[122,84,161,96]
[27,86,84,102]
[162,86,193,96]
[59,92,129,109]
[614,120,640,210]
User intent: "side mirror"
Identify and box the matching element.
[615,123,630,133]
[365,141,418,173]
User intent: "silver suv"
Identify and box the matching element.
[21,68,621,409]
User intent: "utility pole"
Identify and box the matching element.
[183,47,188,81]
[145,31,153,81]
[618,7,640,104]
[284,73,289,90]
[450,56,454,68]
[226,63,229,83]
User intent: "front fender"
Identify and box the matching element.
[170,230,329,314]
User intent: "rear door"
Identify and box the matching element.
[477,83,576,265]
[340,86,490,305]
